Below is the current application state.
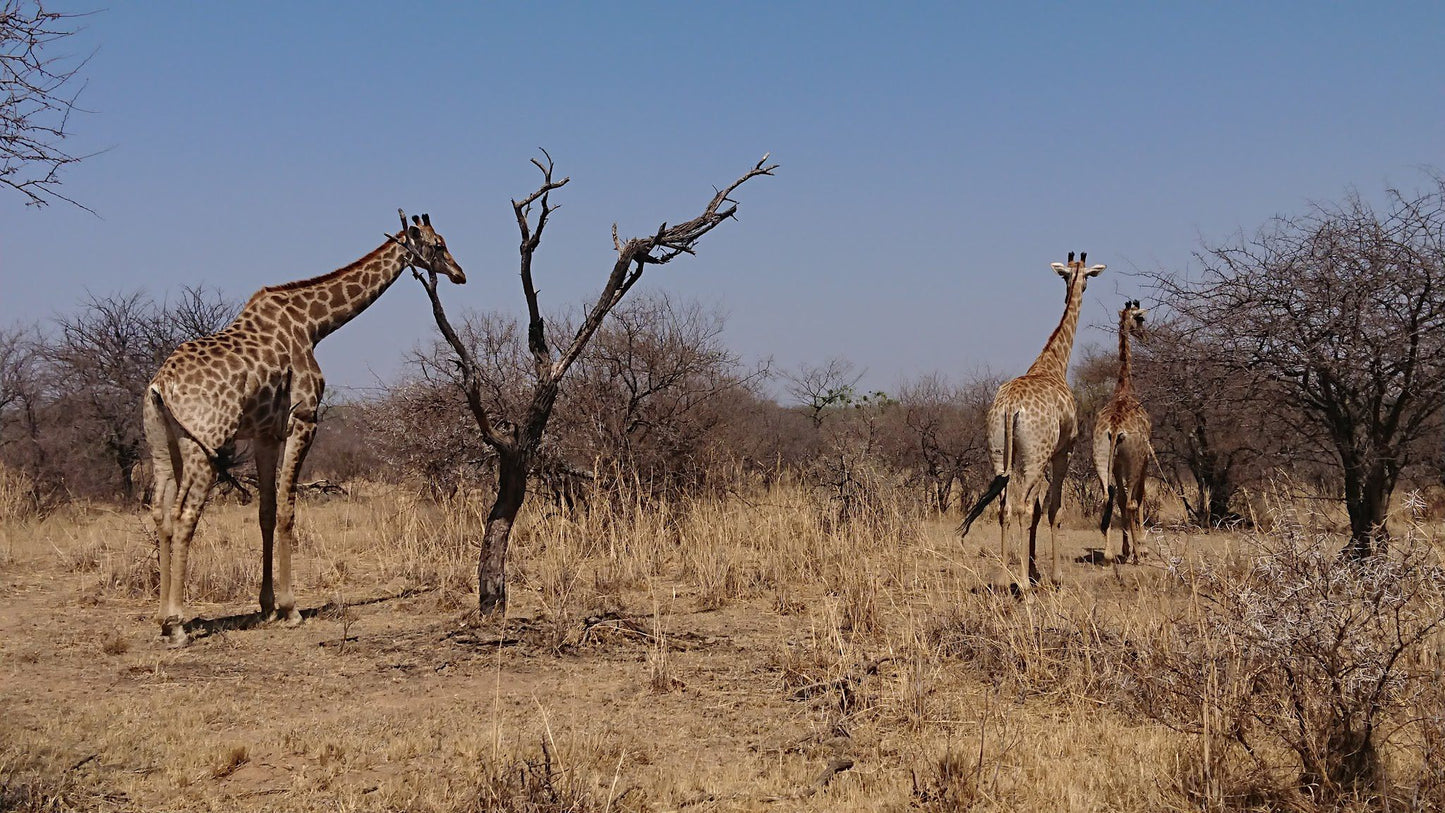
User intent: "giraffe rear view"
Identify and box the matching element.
[1094,300,1152,564]
[144,213,465,645]
[961,251,1104,593]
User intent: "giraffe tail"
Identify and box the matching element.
[148,387,219,461]
[960,474,1008,537]
[1100,485,1116,534]
[147,387,250,499]
[960,410,1017,537]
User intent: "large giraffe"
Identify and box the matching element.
[1093,300,1151,564]
[143,214,465,645]
[961,251,1104,592]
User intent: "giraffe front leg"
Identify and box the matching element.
[273,419,316,627]
[1114,483,1130,564]
[253,440,280,620]
[1125,478,1147,563]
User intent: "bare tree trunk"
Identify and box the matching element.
[1342,462,1393,559]
[478,450,527,615]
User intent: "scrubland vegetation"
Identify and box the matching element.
[2,468,1444,812]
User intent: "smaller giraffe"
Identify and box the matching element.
[144,213,464,645]
[1094,300,1152,564]
[962,251,1104,593]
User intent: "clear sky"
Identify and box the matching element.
[2,2,1442,398]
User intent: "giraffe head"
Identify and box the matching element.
[1049,250,1105,294]
[401,213,467,284]
[1121,299,1147,337]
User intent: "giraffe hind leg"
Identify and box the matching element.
[162,441,216,646]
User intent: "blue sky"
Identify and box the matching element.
[2,2,1442,397]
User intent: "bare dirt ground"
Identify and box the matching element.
[0,486,1276,811]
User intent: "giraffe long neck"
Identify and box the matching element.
[1113,314,1135,397]
[251,236,413,345]
[1025,275,1086,381]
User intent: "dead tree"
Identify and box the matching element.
[1,1,94,208]
[415,151,777,616]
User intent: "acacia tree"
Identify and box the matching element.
[784,357,862,429]
[1,0,93,208]
[1152,178,1445,556]
[415,152,776,616]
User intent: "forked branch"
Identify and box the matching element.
[554,153,778,377]
[513,149,570,370]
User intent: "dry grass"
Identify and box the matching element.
[1,478,1441,811]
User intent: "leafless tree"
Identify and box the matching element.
[42,286,235,499]
[558,292,769,499]
[0,325,49,498]
[890,372,994,514]
[1150,177,1445,556]
[415,151,777,616]
[1,0,94,208]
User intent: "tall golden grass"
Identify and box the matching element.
[2,476,1442,811]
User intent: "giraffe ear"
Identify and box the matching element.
[421,213,431,226]
[408,225,421,240]
[1086,263,1106,277]
[1051,262,1068,277]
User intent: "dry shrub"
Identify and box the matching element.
[99,628,128,656]
[0,464,38,522]
[926,590,1137,704]
[1135,509,1445,805]
[808,453,923,540]
[1410,485,1445,523]
[464,741,602,813]
[0,746,117,813]
[210,745,249,779]
[911,747,985,811]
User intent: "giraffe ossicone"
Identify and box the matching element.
[961,251,1103,593]
[143,215,465,645]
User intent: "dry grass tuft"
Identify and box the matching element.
[99,628,129,656]
[210,745,249,780]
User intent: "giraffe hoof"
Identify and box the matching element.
[280,608,303,628]
[161,618,189,647]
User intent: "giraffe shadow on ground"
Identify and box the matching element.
[1075,549,1110,566]
[181,586,437,641]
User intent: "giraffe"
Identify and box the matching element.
[143,213,465,645]
[1093,299,1151,564]
[961,251,1104,593]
